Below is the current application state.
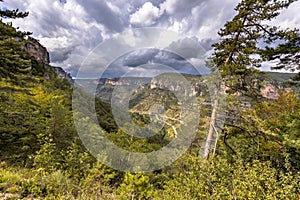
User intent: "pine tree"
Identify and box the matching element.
[0,22,31,80]
[0,2,32,84]
[203,0,300,159]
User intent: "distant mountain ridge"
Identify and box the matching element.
[265,72,296,82]
[93,72,297,103]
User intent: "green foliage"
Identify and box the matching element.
[61,141,95,181]
[0,78,75,165]
[158,155,300,200]
[220,90,300,167]
[33,136,58,172]
[78,161,122,199]
[0,167,78,199]
[116,173,155,200]
[261,31,300,71]
[0,21,31,81]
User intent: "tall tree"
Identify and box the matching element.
[0,0,31,81]
[203,0,300,159]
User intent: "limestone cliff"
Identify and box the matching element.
[23,36,72,82]
[24,37,50,65]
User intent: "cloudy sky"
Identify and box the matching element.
[2,0,300,77]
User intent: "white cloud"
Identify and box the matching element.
[130,2,162,26]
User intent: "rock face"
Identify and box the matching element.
[24,37,50,65]
[53,66,73,83]
[95,74,207,103]
[99,74,202,97]
[150,75,199,97]
[261,82,292,99]
[23,36,72,82]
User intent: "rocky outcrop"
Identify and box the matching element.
[53,66,73,83]
[23,36,72,83]
[99,74,202,97]
[150,76,199,97]
[261,82,292,99]
[24,36,50,65]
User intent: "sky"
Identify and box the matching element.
[2,0,300,77]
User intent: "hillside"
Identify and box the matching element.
[265,72,296,82]
[1,5,300,199]
[0,19,116,164]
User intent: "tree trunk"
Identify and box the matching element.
[202,85,219,159]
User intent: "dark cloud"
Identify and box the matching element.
[101,48,200,78]
[160,0,205,18]
[123,49,159,67]
[167,36,206,59]
[75,0,126,33]
[49,47,74,63]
